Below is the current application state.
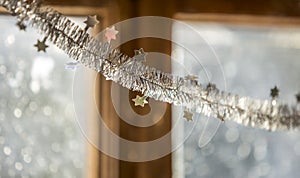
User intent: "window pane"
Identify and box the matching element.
[172,21,300,178]
[0,16,86,178]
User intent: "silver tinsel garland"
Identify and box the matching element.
[1,0,300,131]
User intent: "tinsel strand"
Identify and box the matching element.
[1,0,299,131]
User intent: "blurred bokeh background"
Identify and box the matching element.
[1,0,300,178]
[0,16,87,178]
[172,21,300,178]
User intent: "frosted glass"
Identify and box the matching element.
[172,21,300,178]
[0,16,86,178]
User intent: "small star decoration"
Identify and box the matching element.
[132,95,148,107]
[84,15,99,30]
[270,86,279,99]
[34,37,48,52]
[183,110,193,122]
[16,21,26,31]
[133,48,147,62]
[105,26,119,42]
[296,93,300,103]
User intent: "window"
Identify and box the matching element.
[0,5,107,178]
[0,15,86,178]
[2,1,300,178]
[172,14,300,178]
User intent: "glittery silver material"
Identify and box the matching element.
[1,0,300,131]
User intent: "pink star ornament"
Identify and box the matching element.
[105,26,119,42]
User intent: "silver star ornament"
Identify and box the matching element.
[183,110,193,122]
[84,15,99,30]
[34,38,48,52]
[133,48,147,62]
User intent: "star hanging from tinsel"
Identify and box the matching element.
[296,93,300,103]
[84,15,99,30]
[270,86,279,99]
[16,21,26,31]
[105,26,118,42]
[133,48,147,62]
[132,95,148,107]
[34,38,48,52]
[183,110,193,122]
[65,61,79,70]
